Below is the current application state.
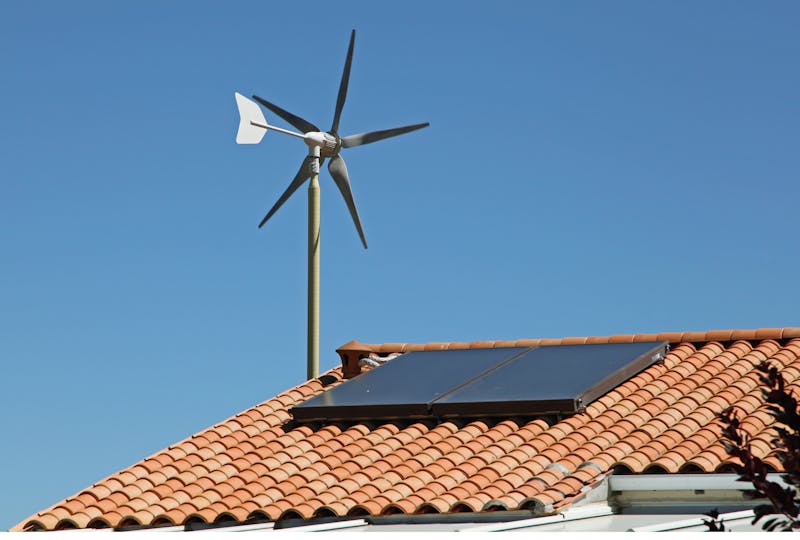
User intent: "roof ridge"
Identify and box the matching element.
[337,328,800,378]
[349,327,800,353]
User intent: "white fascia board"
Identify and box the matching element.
[122,522,275,533]
[42,531,109,534]
[457,503,614,532]
[273,519,367,532]
[196,522,276,533]
[123,525,187,532]
[628,509,755,532]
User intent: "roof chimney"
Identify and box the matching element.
[336,340,375,378]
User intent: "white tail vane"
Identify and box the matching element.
[235,92,268,144]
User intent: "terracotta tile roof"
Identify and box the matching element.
[13,327,800,531]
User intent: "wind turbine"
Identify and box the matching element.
[235,29,429,380]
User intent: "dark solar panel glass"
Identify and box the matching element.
[291,347,529,421]
[432,341,668,416]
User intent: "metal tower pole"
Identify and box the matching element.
[307,148,320,379]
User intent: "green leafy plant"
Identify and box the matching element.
[706,361,800,531]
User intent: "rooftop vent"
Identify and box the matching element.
[292,341,667,421]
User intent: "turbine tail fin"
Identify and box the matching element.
[235,92,268,144]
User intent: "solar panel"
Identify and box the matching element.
[291,347,529,421]
[292,341,668,421]
[431,341,668,416]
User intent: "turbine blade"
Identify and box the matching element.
[258,157,314,228]
[252,95,319,134]
[328,155,367,249]
[331,29,355,135]
[341,122,430,148]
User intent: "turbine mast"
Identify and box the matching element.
[307,148,320,379]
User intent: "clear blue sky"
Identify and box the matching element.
[2,1,798,530]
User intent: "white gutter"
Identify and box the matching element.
[458,504,614,532]
[628,509,755,532]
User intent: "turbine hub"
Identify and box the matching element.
[304,131,340,157]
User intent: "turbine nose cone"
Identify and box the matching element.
[305,131,340,157]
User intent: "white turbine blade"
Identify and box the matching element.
[235,92,268,144]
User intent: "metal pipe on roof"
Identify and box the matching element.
[358,353,401,368]
[359,357,381,368]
